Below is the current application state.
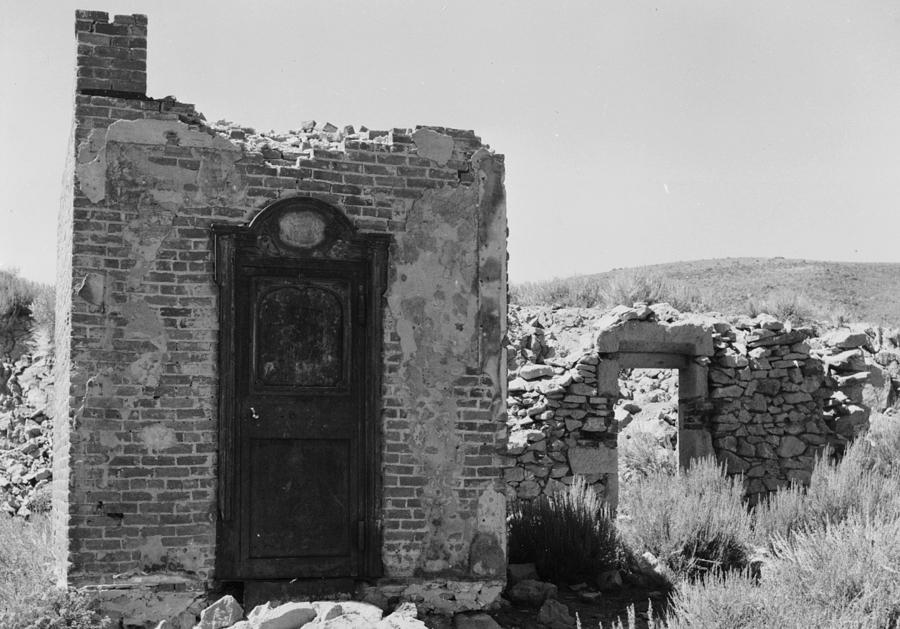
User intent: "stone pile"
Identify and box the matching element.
[0,348,53,516]
[155,595,431,629]
[616,369,678,449]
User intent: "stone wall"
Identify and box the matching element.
[56,10,507,624]
[503,304,900,503]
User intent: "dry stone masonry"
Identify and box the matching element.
[504,303,899,502]
[56,10,507,626]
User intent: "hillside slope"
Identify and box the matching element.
[512,258,900,326]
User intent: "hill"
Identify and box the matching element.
[511,257,900,326]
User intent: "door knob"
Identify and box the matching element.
[250,406,260,421]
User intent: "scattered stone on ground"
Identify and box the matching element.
[505,580,558,608]
[536,599,576,629]
[0,346,53,517]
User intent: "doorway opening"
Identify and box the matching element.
[616,368,679,482]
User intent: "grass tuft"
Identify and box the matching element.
[0,515,110,629]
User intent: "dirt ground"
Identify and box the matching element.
[487,585,670,629]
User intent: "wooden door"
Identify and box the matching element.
[235,262,365,578]
[213,197,388,582]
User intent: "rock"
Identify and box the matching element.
[519,364,555,380]
[247,601,316,629]
[506,579,557,607]
[195,594,243,629]
[825,329,869,349]
[567,446,615,475]
[595,569,623,591]
[536,599,575,629]
[578,591,603,604]
[453,613,502,629]
[517,480,541,499]
[313,601,384,623]
[377,602,426,629]
[824,349,866,372]
[777,435,806,458]
[507,563,539,586]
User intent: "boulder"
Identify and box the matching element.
[519,364,555,380]
[506,563,539,586]
[595,569,623,591]
[247,602,316,629]
[825,329,870,350]
[506,579,557,607]
[453,613,502,629]
[196,595,243,629]
[376,602,427,629]
[536,599,575,629]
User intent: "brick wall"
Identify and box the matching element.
[56,10,508,621]
[75,10,147,95]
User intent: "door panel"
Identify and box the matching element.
[247,438,351,558]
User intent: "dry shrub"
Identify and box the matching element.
[752,413,900,544]
[617,457,752,580]
[0,515,110,629]
[0,268,42,320]
[510,271,707,313]
[510,276,606,308]
[508,476,619,584]
[599,271,668,308]
[743,290,815,323]
[618,429,677,483]
[663,515,900,629]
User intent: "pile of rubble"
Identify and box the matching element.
[0,347,54,517]
[157,595,453,629]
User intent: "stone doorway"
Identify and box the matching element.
[595,318,715,471]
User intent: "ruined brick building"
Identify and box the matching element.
[55,11,507,623]
[53,10,899,627]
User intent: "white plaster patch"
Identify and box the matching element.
[107,118,240,150]
[411,128,454,166]
[139,535,166,569]
[395,318,417,358]
[140,423,177,454]
[76,273,107,308]
[75,128,109,203]
[476,486,505,533]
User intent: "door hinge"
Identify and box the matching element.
[357,520,366,551]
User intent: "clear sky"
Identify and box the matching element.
[2,1,899,285]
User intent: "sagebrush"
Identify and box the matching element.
[617,456,752,580]
[508,476,619,584]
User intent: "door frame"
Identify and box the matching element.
[212,196,389,581]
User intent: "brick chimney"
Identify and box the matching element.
[74,10,147,97]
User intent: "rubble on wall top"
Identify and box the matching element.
[207,119,390,158]
[203,119,483,163]
[509,302,900,369]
